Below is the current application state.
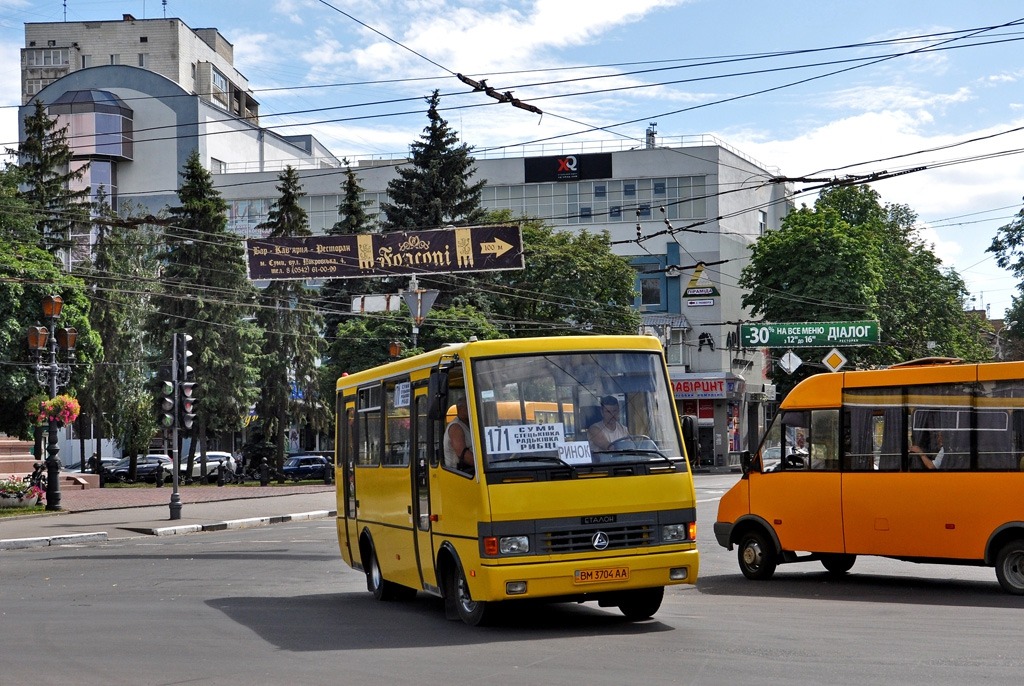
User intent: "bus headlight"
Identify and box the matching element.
[499,535,530,554]
[662,523,690,542]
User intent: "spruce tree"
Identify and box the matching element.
[83,194,161,460]
[254,166,327,475]
[380,90,486,230]
[8,100,92,256]
[151,150,262,464]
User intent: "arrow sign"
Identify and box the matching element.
[480,238,513,257]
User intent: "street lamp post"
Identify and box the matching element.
[27,295,77,512]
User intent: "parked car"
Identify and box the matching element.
[179,451,237,483]
[108,454,174,483]
[62,456,119,473]
[281,455,330,482]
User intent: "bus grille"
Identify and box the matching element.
[540,524,652,553]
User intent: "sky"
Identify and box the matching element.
[2,0,1024,319]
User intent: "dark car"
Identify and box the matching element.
[280,455,330,482]
[108,454,173,483]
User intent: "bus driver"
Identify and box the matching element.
[588,395,629,451]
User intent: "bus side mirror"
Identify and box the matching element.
[740,450,752,475]
[680,414,699,464]
[427,369,449,418]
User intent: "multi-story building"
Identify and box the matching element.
[19,13,339,215]
[18,15,791,468]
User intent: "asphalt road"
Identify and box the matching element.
[1,473,1020,686]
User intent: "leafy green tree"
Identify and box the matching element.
[380,91,486,231]
[487,213,641,336]
[0,155,99,439]
[742,185,989,394]
[987,200,1024,358]
[151,150,262,465]
[328,305,504,376]
[6,101,92,255]
[254,166,326,474]
[80,195,161,460]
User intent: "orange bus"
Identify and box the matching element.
[715,358,1024,594]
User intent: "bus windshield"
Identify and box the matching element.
[471,350,684,469]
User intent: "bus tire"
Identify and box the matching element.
[616,586,664,621]
[995,539,1024,595]
[450,562,490,626]
[821,553,856,575]
[365,541,400,601]
[738,529,777,580]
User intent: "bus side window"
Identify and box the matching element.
[843,387,901,471]
[809,409,839,470]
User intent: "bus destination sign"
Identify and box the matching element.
[245,224,524,281]
[740,320,880,348]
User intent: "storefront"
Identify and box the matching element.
[670,372,746,468]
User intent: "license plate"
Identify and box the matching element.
[574,566,630,584]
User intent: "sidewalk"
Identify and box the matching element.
[0,483,337,550]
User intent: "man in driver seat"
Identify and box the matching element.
[588,395,629,451]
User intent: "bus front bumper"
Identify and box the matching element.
[467,548,699,601]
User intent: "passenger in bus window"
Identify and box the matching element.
[909,432,943,470]
[444,397,475,475]
[588,395,629,451]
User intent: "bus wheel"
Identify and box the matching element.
[616,586,664,621]
[738,530,777,580]
[451,563,490,626]
[995,539,1024,595]
[365,543,399,601]
[821,554,856,575]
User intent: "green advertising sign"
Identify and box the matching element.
[740,320,880,348]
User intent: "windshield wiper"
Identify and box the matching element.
[491,455,576,471]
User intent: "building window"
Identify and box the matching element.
[138,53,148,67]
[211,68,229,108]
[210,158,226,174]
[140,36,148,43]
[667,328,685,366]
[759,210,768,235]
[81,54,92,68]
[624,183,636,197]
[609,206,621,219]
[26,79,43,96]
[579,206,592,219]
[25,48,70,66]
[109,54,120,65]
[654,181,666,195]
[595,184,606,198]
[640,277,662,307]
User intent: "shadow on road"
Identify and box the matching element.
[210,592,674,650]
[697,569,1023,609]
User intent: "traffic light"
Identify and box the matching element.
[179,381,197,431]
[159,378,176,428]
[177,333,194,381]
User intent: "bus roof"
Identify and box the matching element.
[335,334,667,391]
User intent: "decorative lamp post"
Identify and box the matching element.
[27,294,76,511]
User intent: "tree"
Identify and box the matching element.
[80,194,161,460]
[151,150,262,464]
[488,213,641,336]
[7,101,92,256]
[0,154,99,440]
[319,159,376,350]
[741,185,989,394]
[988,199,1024,358]
[253,166,326,474]
[380,91,486,231]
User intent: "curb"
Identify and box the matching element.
[0,509,337,550]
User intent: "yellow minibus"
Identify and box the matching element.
[715,358,1024,594]
[335,335,700,624]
